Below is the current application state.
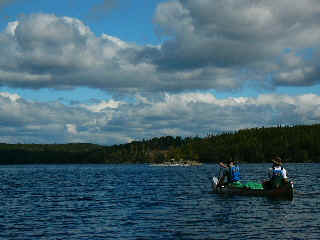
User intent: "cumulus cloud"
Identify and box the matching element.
[0,13,159,90]
[151,0,320,86]
[1,1,320,92]
[0,91,319,145]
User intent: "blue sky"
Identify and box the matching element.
[0,0,320,145]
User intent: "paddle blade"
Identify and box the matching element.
[212,177,219,189]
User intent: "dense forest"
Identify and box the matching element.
[1,124,320,164]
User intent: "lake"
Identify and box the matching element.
[0,163,319,239]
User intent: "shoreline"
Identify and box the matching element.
[150,160,202,166]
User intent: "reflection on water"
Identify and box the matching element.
[0,163,319,239]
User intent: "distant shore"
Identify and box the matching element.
[150,160,202,166]
[1,124,320,164]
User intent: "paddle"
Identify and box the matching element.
[216,163,226,188]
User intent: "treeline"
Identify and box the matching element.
[1,124,320,164]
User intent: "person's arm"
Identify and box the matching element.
[282,168,288,181]
[219,162,228,168]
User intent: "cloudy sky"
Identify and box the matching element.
[0,0,320,145]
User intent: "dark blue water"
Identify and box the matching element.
[0,163,319,240]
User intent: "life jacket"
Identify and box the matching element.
[271,166,284,188]
[272,167,284,179]
[229,165,241,182]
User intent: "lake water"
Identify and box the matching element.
[0,163,319,240]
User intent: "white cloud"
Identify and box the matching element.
[81,99,122,112]
[0,91,20,101]
[1,1,320,92]
[152,0,320,87]
[66,123,78,135]
[0,1,320,145]
[5,20,18,35]
[0,91,318,144]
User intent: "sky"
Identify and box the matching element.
[0,0,320,145]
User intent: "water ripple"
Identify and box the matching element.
[0,164,319,239]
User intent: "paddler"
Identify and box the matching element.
[217,158,241,187]
[263,156,288,189]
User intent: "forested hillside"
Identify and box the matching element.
[1,124,320,164]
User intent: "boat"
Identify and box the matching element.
[212,177,294,200]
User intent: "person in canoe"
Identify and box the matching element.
[217,158,241,188]
[263,156,288,189]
